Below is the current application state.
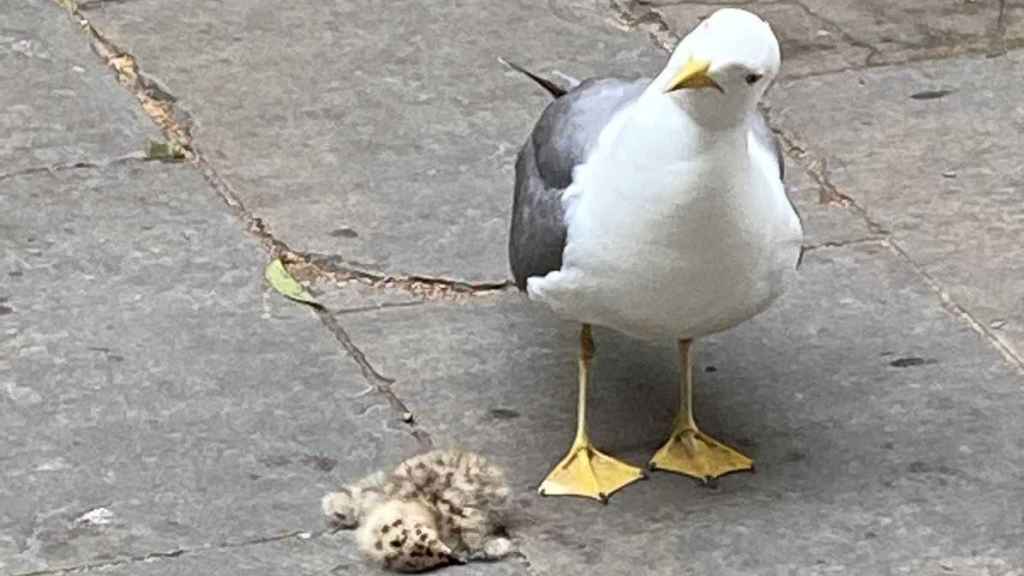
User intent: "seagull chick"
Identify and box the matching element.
[322,449,513,572]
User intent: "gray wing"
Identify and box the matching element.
[750,110,785,181]
[751,109,806,267]
[509,78,646,291]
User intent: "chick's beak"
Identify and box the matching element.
[665,58,723,93]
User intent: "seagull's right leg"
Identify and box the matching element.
[538,324,646,503]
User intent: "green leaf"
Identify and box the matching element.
[145,139,186,161]
[264,258,318,305]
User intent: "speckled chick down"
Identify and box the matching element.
[322,449,513,572]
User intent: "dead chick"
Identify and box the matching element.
[356,500,459,572]
[321,470,387,529]
[322,449,514,572]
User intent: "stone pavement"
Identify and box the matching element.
[1,0,1022,575]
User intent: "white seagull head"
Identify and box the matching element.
[654,9,781,127]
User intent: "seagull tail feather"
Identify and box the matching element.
[498,57,567,99]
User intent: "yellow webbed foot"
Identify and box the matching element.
[539,440,645,503]
[650,427,753,482]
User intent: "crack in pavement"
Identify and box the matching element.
[77,0,139,10]
[991,0,1009,56]
[802,237,887,252]
[49,0,449,448]
[13,530,312,576]
[0,153,157,182]
[626,0,1022,80]
[315,307,434,449]
[610,0,680,51]
[883,238,1024,373]
[761,108,1024,374]
[783,0,880,66]
[331,300,427,316]
[298,253,514,299]
[783,40,1024,80]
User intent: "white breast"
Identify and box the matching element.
[527,97,802,340]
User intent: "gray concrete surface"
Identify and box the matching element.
[0,0,159,173]
[2,0,1023,575]
[338,245,1024,575]
[770,49,1024,365]
[78,0,668,283]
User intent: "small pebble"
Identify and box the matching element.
[942,170,957,178]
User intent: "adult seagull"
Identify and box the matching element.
[507,8,803,502]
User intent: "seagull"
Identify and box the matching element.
[506,8,803,502]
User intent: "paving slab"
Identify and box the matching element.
[652,1,871,78]
[303,154,876,313]
[332,243,1024,575]
[796,0,1007,65]
[86,531,526,576]
[0,163,419,574]
[652,0,1013,76]
[778,153,876,248]
[0,0,159,173]
[79,0,668,284]
[771,49,1024,363]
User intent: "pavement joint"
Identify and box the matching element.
[763,107,890,234]
[763,105,1024,375]
[53,0,192,152]
[991,0,1009,55]
[610,0,679,52]
[631,0,1021,81]
[0,153,153,183]
[782,43,1024,80]
[294,254,515,300]
[313,308,434,450]
[784,0,880,66]
[882,238,1024,374]
[802,237,887,253]
[331,300,428,316]
[77,0,137,10]
[13,530,315,576]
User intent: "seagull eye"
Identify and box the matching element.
[745,73,763,85]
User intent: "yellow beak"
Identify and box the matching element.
[665,58,722,93]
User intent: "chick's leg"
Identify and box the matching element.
[650,339,753,481]
[538,324,645,503]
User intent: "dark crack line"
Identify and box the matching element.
[303,252,514,296]
[884,239,1024,372]
[761,108,1023,373]
[610,0,679,52]
[783,0,880,66]
[785,38,1024,81]
[0,154,155,182]
[77,0,139,10]
[802,237,886,252]
[316,307,434,449]
[332,301,427,316]
[629,0,1016,81]
[14,530,309,576]
[991,0,1009,56]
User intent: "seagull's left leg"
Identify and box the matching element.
[649,339,753,481]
